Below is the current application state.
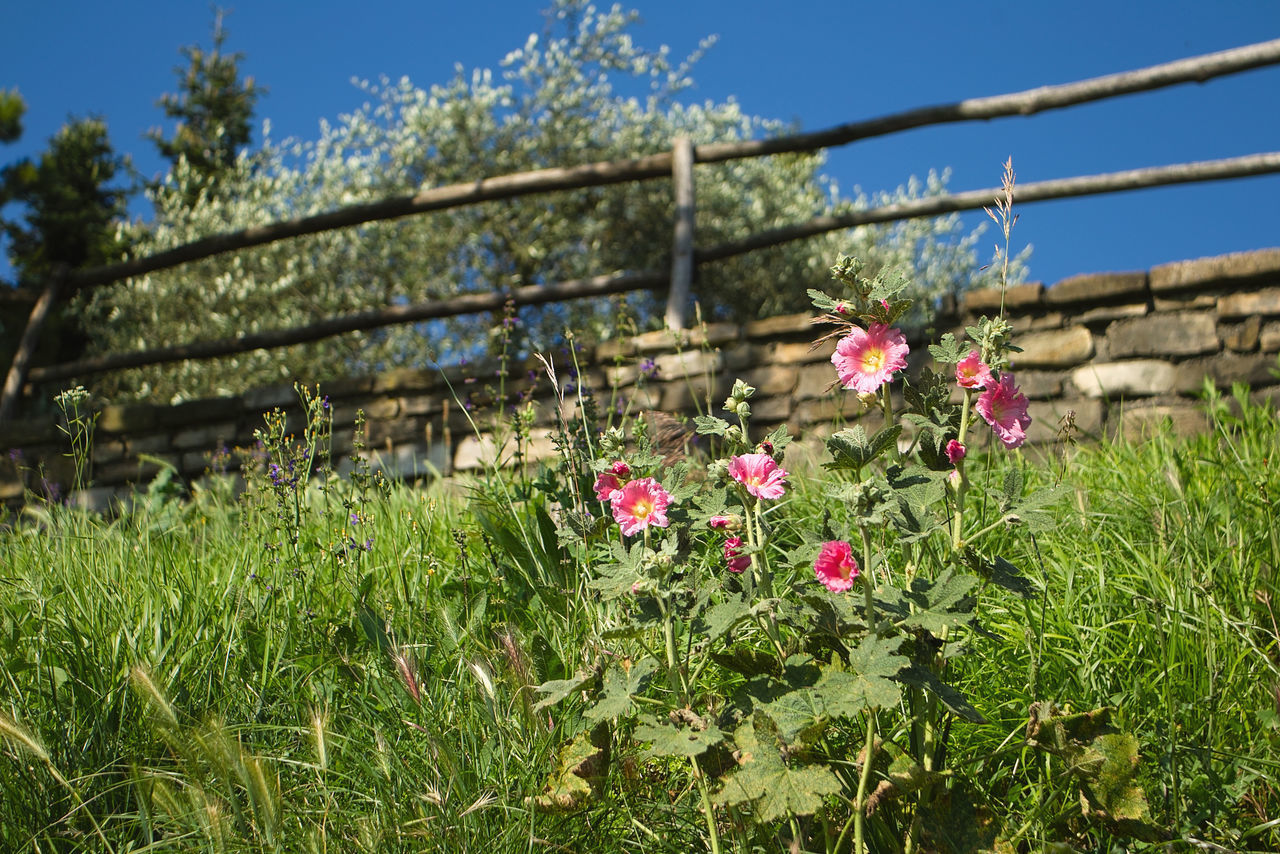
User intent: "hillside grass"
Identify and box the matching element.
[1,385,1277,852]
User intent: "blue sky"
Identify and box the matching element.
[2,0,1278,289]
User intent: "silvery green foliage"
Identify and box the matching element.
[83,1,1021,403]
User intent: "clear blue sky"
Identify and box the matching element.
[2,0,1278,288]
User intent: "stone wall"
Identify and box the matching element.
[2,247,1278,509]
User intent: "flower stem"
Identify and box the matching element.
[853,525,879,854]
[694,756,723,854]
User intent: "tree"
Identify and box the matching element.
[147,8,263,196]
[0,88,24,144]
[3,116,130,287]
[84,0,1021,404]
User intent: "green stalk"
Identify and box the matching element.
[853,525,879,854]
[695,756,724,854]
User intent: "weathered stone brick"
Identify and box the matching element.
[653,349,722,380]
[744,314,815,339]
[1261,321,1280,352]
[1013,326,1094,369]
[740,365,798,397]
[98,403,158,434]
[241,383,297,413]
[1009,311,1064,333]
[1106,313,1218,358]
[795,363,841,401]
[1150,248,1280,293]
[1174,353,1276,393]
[159,396,237,427]
[1218,287,1280,319]
[1153,293,1219,311]
[771,339,835,366]
[1025,398,1104,443]
[1120,405,1209,441]
[173,422,237,450]
[1078,303,1148,325]
[750,395,792,422]
[372,368,438,394]
[1221,316,1261,352]
[1071,360,1175,398]
[361,397,400,421]
[963,282,1044,312]
[1013,370,1066,400]
[1044,271,1148,306]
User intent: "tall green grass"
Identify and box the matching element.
[1,385,1276,851]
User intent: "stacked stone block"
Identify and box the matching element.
[2,248,1278,510]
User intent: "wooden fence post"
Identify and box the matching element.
[0,268,65,423]
[665,136,696,330]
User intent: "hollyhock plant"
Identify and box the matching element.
[728,453,788,500]
[610,477,672,536]
[976,373,1032,449]
[593,472,623,501]
[955,351,993,390]
[832,323,909,394]
[723,536,751,574]
[814,540,860,592]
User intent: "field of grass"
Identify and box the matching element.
[1,377,1277,853]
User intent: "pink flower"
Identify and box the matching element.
[723,536,751,574]
[609,460,631,477]
[832,323,909,394]
[945,439,966,465]
[955,351,993,390]
[814,540,860,592]
[976,373,1032,449]
[708,514,740,531]
[610,477,672,536]
[727,453,788,500]
[593,472,622,501]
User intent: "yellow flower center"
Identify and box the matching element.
[861,347,886,373]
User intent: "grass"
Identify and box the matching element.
[1,383,1277,852]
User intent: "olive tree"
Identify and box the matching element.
[84,1,1018,403]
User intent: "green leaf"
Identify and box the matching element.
[759,687,828,744]
[634,715,725,757]
[896,664,986,723]
[825,425,902,472]
[585,657,657,724]
[1002,482,1072,533]
[711,646,783,679]
[533,670,596,712]
[927,333,964,365]
[701,593,752,643]
[816,635,908,718]
[715,716,842,822]
[882,569,977,636]
[529,728,608,812]
[694,415,731,437]
[964,550,1036,599]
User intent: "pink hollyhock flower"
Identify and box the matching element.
[832,323,909,394]
[723,536,751,574]
[955,351,993,390]
[610,477,672,536]
[945,439,966,465]
[609,460,631,477]
[728,453,788,500]
[708,514,741,531]
[814,540,860,592]
[593,472,623,502]
[976,373,1032,449]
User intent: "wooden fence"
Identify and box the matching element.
[4,37,1280,421]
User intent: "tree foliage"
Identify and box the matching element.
[147,8,263,197]
[84,1,1022,403]
[2,116,129,288]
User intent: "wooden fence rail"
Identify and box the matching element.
[3,37,1280,419]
